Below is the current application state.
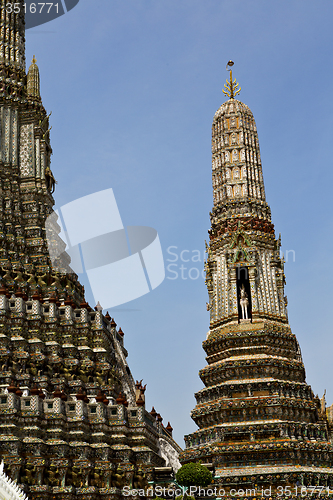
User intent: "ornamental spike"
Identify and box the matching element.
[222,60,241,99]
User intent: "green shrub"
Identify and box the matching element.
[176,495,195,500]
[175,463,212,487]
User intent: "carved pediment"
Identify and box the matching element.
[229,221,252,262]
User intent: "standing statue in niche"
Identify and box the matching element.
[45,166,57,193]
[321,390,327,416]
[239,284,249,320]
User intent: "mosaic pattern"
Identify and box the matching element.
[4,107,10,163]
[35,137,40,178]
[212,99,266,205]
[11,109,18,165]
[19,124,34,177]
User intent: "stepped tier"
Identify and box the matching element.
[182,320,333,491]
[0,290,181,497]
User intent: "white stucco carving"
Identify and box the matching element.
[0,462,27,500]
[159,438,181,472]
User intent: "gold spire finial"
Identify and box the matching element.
[222,60,241,99]
[27,55,40,98]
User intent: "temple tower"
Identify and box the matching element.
[0,2,181,497]
[182,62,333,493]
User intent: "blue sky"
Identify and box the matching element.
[26,0,333,446]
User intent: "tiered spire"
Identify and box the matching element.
[181,63,333,494]
[207,63,285,327]
[27,55,40,98]
[212,61,265,206]
[0,2,83,304]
